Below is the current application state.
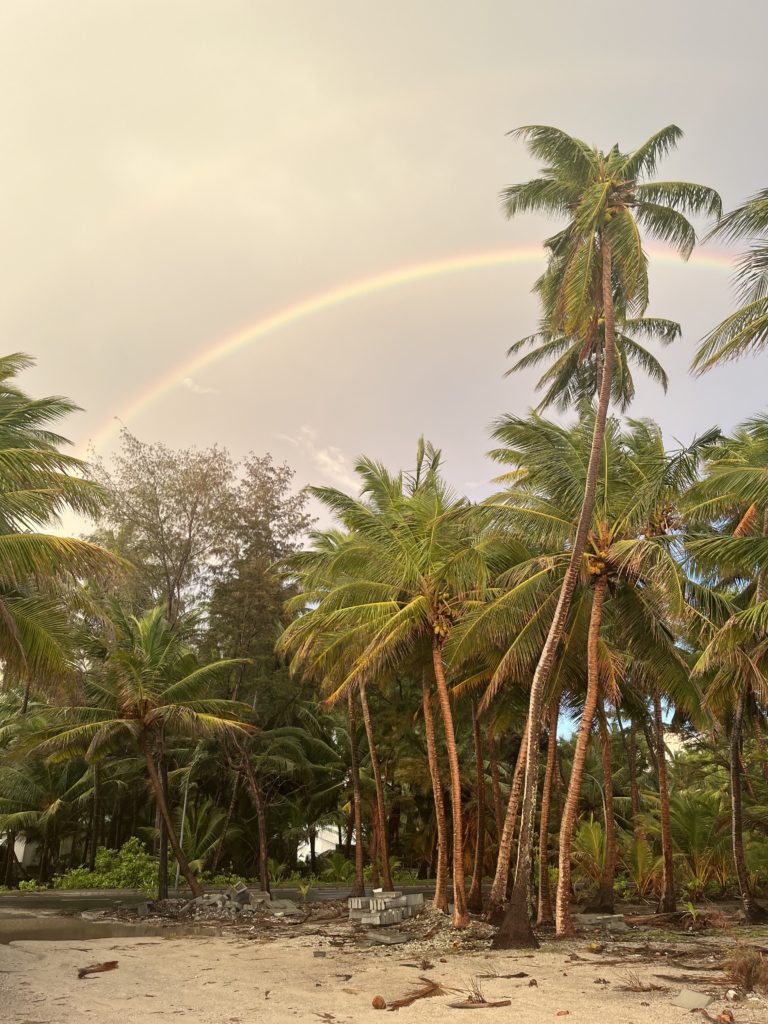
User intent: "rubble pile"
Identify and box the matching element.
[348,888,424,926]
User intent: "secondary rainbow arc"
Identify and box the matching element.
[88,244,736,451]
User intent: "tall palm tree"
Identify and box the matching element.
[32,606,249,897]
[496,125,720,946]
[693,189,768,372]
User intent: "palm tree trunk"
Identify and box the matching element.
[626,717,642,827]
[537,700,559,926]
[88,763,100,871]
[422,670,448,912]
[488,733,504,842]
[468,702,486,914]
[431,640,469,928]
[143,748,203,897]
[158,757,170,900]
[486,721,528,924]
[241,757,270,893]
[730,688,768,922]
[555,575,607,937]
[368,814,380,889]
[357,679,393,890]
[210,774,239,873]
[653,691,676,913]
[590,708,617,913]
[347,689,366,898]
[494,237,617,950]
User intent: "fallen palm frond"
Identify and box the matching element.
[386,976,453,1010]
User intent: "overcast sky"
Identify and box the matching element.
[2,1,767,514]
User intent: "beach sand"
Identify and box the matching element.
[2,926,767,1024]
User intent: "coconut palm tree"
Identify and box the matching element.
[280,444,518,927]
[457,412,711,938]
[496,125,720,946]
[31,605,250,897]
[693,189,768,372]
[507,316,680,413]
[684,419,768,921]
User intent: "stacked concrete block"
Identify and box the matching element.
[349,889,424,927]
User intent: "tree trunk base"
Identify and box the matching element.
[491,915,540,949]
[485,899,506,926]
[584,896,615,915]
[742,901,768,924]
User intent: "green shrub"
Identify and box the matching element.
[53,838,159,892]
[17,879,45,892]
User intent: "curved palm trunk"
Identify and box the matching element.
[494,237,617,949]
[730,689,768,922]
[143,748,203,898]
[468,702,486,914]
[357,679,393,891]
[653,691,676,913]
[431,640,469,928]
[486,721,528,924]
[555,576,607,937]
[537,700,560,926]
[589,708,617,913]
[422,671,449,912]
[347,688,366,898]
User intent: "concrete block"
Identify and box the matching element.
[348,896,371,910]
[404,893,424,907]
[247,890,271,904]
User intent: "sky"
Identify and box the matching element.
[2,0,768,518]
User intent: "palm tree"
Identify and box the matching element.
[280,444,514,927]
[0,352,123,711]
[684,419,768,921]
[31,606,249,897]
[496,125,720,946]
[693,189,768,372]
[508,316,680,413]
[460,412,710,938]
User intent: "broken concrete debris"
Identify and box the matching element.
[348,889,424,926]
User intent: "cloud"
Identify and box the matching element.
[278,426,359,492]
[182,377,218,395]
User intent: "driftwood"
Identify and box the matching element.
[77,960,119,979]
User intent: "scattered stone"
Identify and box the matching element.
[371,995,387,1010]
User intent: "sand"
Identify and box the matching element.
[2,926,768,1024]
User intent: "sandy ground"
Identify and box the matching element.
[2,926,768,1024]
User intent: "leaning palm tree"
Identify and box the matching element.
[496,126,720,946]
[31,605,250,896]
[468,413,703,937]
[280,444,518,927]
[693,189,768,372]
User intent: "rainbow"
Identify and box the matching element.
[87,244,736,451]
